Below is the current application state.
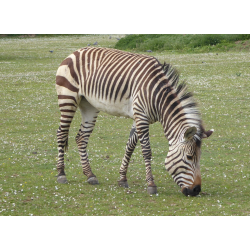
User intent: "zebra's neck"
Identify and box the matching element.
[156,79,202,146]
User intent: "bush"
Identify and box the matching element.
[115,34,250,52]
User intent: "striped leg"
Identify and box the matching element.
[76,97,99,184]
[118,122,138,188]
[56,102,77,184]
[135,117,157,194]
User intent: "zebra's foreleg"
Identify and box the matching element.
[118,122,138,188]
[135,119,157,194]
[77,98,99,184]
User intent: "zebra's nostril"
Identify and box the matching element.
[193,185,201,195]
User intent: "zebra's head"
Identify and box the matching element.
[165,126,213,196]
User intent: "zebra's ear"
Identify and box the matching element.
[202,129,214,139]
[184,127,197,141]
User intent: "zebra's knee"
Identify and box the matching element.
[142,150,152,160]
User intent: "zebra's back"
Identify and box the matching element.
[56,47,161,118]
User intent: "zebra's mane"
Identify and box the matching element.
[161,62,204,143]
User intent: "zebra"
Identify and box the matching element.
[55,47,213,196]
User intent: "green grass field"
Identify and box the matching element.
[1,35,250,216]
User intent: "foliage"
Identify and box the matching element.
[0,35,250,215]
[115,34,250,53]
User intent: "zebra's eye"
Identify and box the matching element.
[187,155,193,160]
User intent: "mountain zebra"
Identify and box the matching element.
[55,47,213,196]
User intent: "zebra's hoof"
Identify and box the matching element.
[87,177,99,185]
[118,180,129,188]
[147,186,157,194]
[57,175,68,184]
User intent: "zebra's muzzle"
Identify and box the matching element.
[181,185,201,196]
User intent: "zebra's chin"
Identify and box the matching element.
[181,185,201,197]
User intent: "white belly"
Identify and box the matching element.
[85,96,134,119]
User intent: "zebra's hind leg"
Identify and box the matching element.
[57,125,70,184]
[118,122,138,188]
[56,103,78,184]
[76,97,99,185]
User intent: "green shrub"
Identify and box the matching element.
[115,34,250,52]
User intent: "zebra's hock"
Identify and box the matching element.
[64,138,68,152]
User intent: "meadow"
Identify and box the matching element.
[0,35,250,216]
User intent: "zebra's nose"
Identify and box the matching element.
[181,185,201,196]
[192,185,201,195]
[181,187,189,196]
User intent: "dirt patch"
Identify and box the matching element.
[235,40,250,47]
[233,40,250,51]
[235,40,242,44]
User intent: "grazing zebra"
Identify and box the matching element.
[55,47,213,196]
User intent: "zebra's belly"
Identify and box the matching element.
[84,96,134,119]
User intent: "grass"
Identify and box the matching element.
[0,35,250,216]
